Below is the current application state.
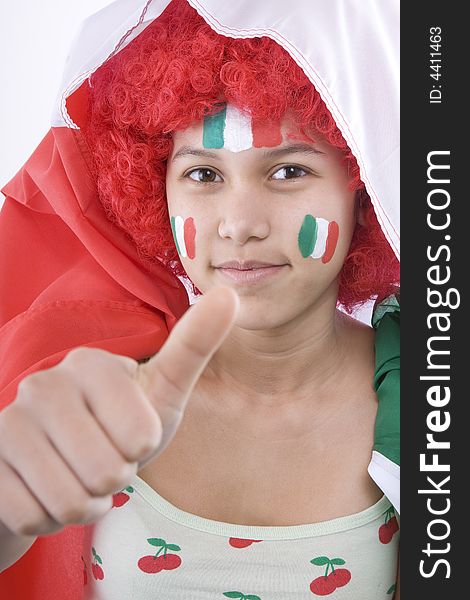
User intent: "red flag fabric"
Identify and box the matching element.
[0,126,189,599]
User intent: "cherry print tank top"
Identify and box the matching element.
[81,475,399,599]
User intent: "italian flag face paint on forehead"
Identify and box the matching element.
[171,216,196,259]
[298,214,340,264]
[203,103,283,152]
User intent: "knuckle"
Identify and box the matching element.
[65,346,91,361]
[127,428,161,462]
[80,496,113,523]
[16,372,44,398]
[62,347,96,370]
[37,521,64,535]
[49,499,88,525]
[87,466,133,496]
[11,514,43,536]
[63,346,108,369]
[158,363,187,396]
[16,370,62,409]
[115,461,137,485]
[180,334,208,360]
[15,523,36,536]
[14,517,62,537]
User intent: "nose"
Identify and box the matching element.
[217,194,270,245]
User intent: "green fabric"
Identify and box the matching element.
[372,294,400,329]
[372,294,400,467]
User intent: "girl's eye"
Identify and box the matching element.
[271,166,309,180]
[187,168,222,184]
[185,165,310,184]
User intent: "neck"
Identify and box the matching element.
[192,295,375,442]
[201,295,359,408]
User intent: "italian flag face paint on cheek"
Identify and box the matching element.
[298,214,339,264]
[203,103,283,152]
[171,216,196,259]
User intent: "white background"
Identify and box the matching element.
[0,0,114,205]
[0,0,373,322]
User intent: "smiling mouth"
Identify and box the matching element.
[214,260,286,270]
[213,261,288,285]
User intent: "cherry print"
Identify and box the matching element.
[139,553,182,573]
[328,569,351,588]
[378,524,393,544]
[379,508,399,544]
[163,553,182,570]
[92,564,104,580]
[309,556,352,596]
[91,547,105,581]
[138,556,164,574]
[229,537,263,548]
[388,516,399,534]
[310,576,337,596]
[137,537,182,574]
[112,486,134,508]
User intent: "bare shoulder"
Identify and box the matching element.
[334,309,376,394]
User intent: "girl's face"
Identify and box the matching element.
[165,105,357,330]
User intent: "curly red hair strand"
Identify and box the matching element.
[82,0,399,312]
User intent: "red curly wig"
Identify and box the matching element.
[82,0,399,312]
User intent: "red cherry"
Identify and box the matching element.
[138,555,165,573]
[159,553,182,571]
[229,537,261,548]
[329,568,351,588]
[310,575,337,596]
[379,523,393,544]
[92,563,104,580]
[138,553,182,573]
[388,516,399,534]
[112,492,130,508]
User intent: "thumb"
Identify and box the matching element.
[136,286,239,457]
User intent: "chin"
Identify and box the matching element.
[234,302,292,331]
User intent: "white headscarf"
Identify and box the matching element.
[52,0,400,259]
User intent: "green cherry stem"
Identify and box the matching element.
[385,507,395,523]
[153,545,167,559]
[324,561,337,577]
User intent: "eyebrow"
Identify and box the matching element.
[170,142,326,163]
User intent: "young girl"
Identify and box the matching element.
[0,0,400,598]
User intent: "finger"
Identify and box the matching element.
[0,407,112,531]
[0,459,62,537]
[60,350,163,465]
[137,286,238,448]
[35,391,140,496]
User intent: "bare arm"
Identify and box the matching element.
[0,286,239,571]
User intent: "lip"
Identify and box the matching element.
[213,260,288,285]
[214,259,285,270]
